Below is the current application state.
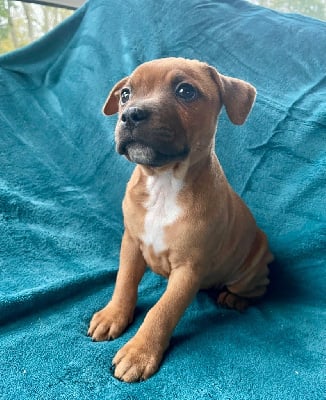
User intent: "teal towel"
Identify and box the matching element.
[0,0,325,399]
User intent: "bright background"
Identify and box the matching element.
[0,0,325,54]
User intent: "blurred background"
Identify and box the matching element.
[0,0,325,54]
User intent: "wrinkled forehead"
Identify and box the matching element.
[127,59,218,98]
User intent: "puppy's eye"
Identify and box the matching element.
[175,83,197,101]
[120,88,130,104]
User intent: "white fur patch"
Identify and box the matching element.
[142,171,183,254]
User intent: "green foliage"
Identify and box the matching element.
[252,0,326,20]
[0,1,73,54]
[0,0,9,41]
[0,1,325,55]
[0,0,8,18]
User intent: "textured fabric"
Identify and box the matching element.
[0,0,325,399]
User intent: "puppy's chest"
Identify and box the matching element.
[141,172,183,257]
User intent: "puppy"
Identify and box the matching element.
[88,57,274,382]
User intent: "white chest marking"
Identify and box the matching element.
[142,171,183,255]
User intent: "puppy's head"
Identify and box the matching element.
[103,58,256,168]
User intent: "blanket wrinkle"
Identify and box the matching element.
[237,122,284,197]
[244,106,324,193]
[0,269,116,326]
[262,79,326,134]
[238,152,268,197]
[34,91,66,121]
[286,75,326,115]
[0,113,18,135]
[246,128,282,151]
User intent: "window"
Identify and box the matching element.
[1,1,325,55]
[0,0,82,54]
[250,0,326,21]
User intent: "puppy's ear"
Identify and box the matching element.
[208,66,256,125]
[102,77,129,116]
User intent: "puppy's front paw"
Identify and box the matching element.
[88,302,133,341]
[112,337,163,382]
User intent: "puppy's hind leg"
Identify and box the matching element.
[217,290,250,312]
[217,230,273,312]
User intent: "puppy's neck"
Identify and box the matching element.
[141,168,184,255]
[139,159,189,181]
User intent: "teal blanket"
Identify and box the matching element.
[0,0,325,398]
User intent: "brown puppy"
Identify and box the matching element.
[88,58,274,382]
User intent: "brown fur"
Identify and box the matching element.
[88,58,273,382]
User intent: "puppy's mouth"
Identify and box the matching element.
[118,141,189,167]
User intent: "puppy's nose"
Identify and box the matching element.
[121,107,150,126]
